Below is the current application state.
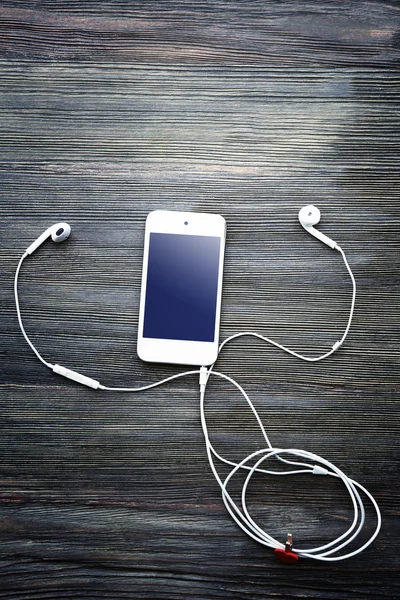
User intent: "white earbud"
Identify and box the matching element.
[298,205,338,250]
[25,223,71,256]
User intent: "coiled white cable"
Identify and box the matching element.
[199,368,381,561]
[13,244,381,561]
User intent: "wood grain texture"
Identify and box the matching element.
[0,1,399,598]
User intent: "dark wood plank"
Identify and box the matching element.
[0,1,399,598]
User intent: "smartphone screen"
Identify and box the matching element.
[143,233,221,343]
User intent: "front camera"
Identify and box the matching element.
[184,221,188,226]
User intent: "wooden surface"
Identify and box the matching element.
[1,1,399,598]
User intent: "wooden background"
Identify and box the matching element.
[1,1,399,598]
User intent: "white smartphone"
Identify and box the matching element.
[137,210,226,366]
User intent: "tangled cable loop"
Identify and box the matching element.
[200,376,381,562]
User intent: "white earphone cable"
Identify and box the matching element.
[13,235,381,561]
[209,246,356,366]
[14,252,54,369]
[199,369,381,561]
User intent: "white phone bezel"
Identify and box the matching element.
[137,210,226,366]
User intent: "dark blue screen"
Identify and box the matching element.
[143,233,221,342]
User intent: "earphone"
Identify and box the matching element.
[25,222,71,256]
[13,207,381,562]
[298,204,338,250]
